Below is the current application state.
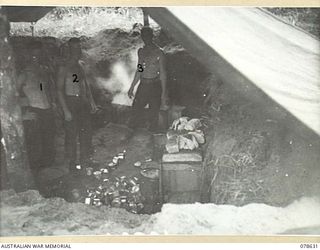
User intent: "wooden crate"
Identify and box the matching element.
[160,150,203,204]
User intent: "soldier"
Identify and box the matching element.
[128,26,168,132]
[57,38,98,173]
[17,40,56,172]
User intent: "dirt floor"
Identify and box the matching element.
[1,10,320,235]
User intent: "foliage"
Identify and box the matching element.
[265,8,320,38]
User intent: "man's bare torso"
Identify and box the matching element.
[63,62,85,97]
[22,66,50,109]
[139,44,163,79]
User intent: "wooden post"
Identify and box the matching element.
[142,8,150,27]
[0,7,35,191]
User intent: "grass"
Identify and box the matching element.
[265,8,320,38]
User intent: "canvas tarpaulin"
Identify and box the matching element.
[145,7,320,137]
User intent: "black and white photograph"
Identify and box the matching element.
[0,5,320,236]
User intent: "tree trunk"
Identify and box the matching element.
[0,7,35,191]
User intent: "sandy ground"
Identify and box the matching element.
[1,189,320,236]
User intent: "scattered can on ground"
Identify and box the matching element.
[93,171,102,180]
[86,167,93,176]
[134,161,142,168]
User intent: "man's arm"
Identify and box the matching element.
[159,50,168,108]
[78,60,97,112]
[128,49,142,98]
[84,75,98,113]
[56,67,72,121]
[16,72,29,107]
[43,67,57,108]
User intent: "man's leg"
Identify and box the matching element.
[64,97,78,168]
[130,82,150,129]
[148,81,162,132]
[79,101,92,166]
[40,108,56,167]
[23,117,41,172]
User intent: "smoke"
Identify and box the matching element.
[95,53,138,106]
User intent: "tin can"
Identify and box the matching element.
[134,161,142,168]
[85,197,91,205]
[112,157,119,164]
[129,178,137,186]
[112,190,120,197]
[94,201,102,206]
[133,176,139,182]
[108,162,116,167]
[117,154,125,160]
[100,168,109,174]
[93,171,102,180]
[86,167,93,176]
[111,197,121,208]
[131,185,140,193]
[120,196,127,203]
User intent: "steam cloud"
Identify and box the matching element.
[95,52,138,106]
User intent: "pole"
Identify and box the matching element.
[142,8,150,27]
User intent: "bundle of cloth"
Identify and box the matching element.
[165,117,205,153]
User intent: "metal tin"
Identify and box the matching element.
[86,167,93,175]
[113,190,120,197]
[134,161,142,167]
[129,179,137,186]
[103,168,110,173]
[131,185,140,193]
[108,162,116,167]
[93,171,102,179]
[85,198,91,205]
[93,170,101,175]
[111,197,121,208]
[112,157,119,164]
[117,153,125,159]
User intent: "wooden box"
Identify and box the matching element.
[161,150,203,204]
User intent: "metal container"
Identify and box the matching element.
[86,167,93,176]
[85,197,91,205]
[93,171,102,180]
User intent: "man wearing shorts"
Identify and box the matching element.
[57,38,98,173]
[128,26,168,132]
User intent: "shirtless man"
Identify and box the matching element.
[17,41,56,172]
[128,26,168,132]
[57,38,98,173]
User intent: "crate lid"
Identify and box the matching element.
[162,150,203,163]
